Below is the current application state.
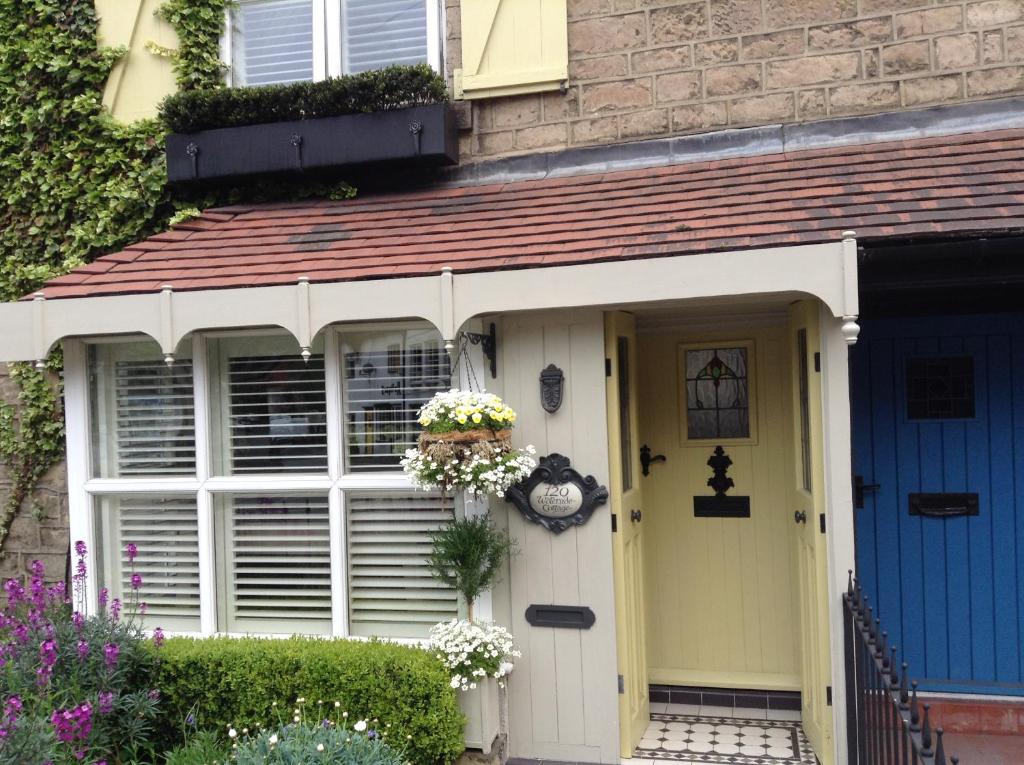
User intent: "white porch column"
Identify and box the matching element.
[819,305,858,765]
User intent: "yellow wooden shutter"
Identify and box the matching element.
[455,0,568,100]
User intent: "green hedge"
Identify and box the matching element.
[155,636,465,765]
[159,64,448,133]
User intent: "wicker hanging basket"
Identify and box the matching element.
[418,428,513,465]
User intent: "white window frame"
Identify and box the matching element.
[222,0,444,87]
[66,320,484,643]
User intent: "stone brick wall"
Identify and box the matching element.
[447,0,1024,160]
[0,365,69,582]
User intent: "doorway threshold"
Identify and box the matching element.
[628,711,817,764]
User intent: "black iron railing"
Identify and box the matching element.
[844,572,961,764]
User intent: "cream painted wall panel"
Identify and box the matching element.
[97,0,178,122]
[638,323,801,690]
[485,310,618,764]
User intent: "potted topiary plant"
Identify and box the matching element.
[427,514,519,760]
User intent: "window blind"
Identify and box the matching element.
[233,0,315,86]
[343,331,450,472]
[224,495,332,632]
[96,496,201,631]
[344,0,429,74]
[347,492,457,637]
[227,354,328,474]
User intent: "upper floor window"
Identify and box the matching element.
[228,0,442,87]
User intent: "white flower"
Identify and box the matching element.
[228,728,237,739]
[268,734,278,746]
[317,744,325,752]
[354,719,368,732]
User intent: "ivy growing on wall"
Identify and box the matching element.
[0,0,228,553]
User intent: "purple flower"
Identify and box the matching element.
[152,627,165,648]
[30,560,45,577]
[98,587,108,609]
[74,541,87,557]
[109,598,121,621]
[139,602,148,615]
[103,643,119,670]
[39,639,58,667]
[147,689,160,702]
[50,702,93,746]
[98,691,114,715]
[125,543,138,562]
[72,611,85,632]
[77,640,89,660]
[130,573,143,591]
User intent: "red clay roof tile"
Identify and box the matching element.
[33,128,1024,300]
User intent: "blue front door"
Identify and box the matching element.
[852,313,1024,695]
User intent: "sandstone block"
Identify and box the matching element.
[829,81,900,113]
[476,130,516,155]
[446,3,461,39]
[808,17,893,50]
[741,29,806,59]
[936,33,980,69]
[1008,26,1024,61]
[895,7,963,38]
[766,52,860,87]
[571,116,621,143]
[966,0,1024,27]
[882,40,931,74]
[865,47,881,76]
[632,46,692,73]
[764,0,857,29]
[902,73,964,105]
[516,123,569,150]
[710,0,763,35]
[614,0,637,8]
[984,30,1005,63]
[582,77,654,111]
[705,63,763,96]
[491,96,541,128]
[672,101,729,130]
[570,54,630,80]
[798,88,829,118]
[729,92,795,123]
[569,0,613,17]
[650,3,709,44]
[966,64,1024,94]
[569,13,647,54]
[6,516,40,551]
[620,108,671,137]
[860,0,929,12]
[542,90,580,122]
[655,71,703,101]
[694,38,741,64]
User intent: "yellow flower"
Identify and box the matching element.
[457,415,467,424]
[472,413,482,423]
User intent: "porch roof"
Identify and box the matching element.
[37,127,1024,300]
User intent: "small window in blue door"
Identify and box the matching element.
[905,355,975,420]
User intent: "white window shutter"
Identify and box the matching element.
[233,0,315,85]
[223,495,332,633]
[347,492,457,637]
[344,0,430,73]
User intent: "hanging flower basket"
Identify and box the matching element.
[402,390,536,496]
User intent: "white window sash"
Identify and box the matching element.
[70,322,455,637]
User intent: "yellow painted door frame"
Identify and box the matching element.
[788,300,835,764]
[606,312,650,758]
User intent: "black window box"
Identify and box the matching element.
[165,103,458,184]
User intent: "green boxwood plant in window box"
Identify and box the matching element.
[160,65,458,184]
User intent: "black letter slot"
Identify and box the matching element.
[908,492,979,518]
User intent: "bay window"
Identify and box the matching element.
[73,324,457,639]
[226,0,442,87]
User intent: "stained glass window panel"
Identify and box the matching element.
[684,346,750,440]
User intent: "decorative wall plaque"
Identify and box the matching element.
[505,453,608,533]
[540,364,564,413]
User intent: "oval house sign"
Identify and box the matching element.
[505,453,608,533]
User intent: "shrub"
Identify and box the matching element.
[426,514,516,619]
[0,543,165,764]
[154,636,465,765]
[159,64,448,133]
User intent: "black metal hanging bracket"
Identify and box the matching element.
[462,322,497,378]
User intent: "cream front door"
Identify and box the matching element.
[607,312,650,759]
[788,301,834,764]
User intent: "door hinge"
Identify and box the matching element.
[618,674,625,694]
[819,513,826,534]
[605,357,612,377]
[814,352,821,372]
[826,685,832,706]
[611,513,617,532]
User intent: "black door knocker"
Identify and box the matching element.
[639,444,666,476]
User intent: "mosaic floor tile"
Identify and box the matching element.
[632,713,817,764]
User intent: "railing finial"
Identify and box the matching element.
[935,728,947,765]
[921,704,934,755]
[910,681,921,731]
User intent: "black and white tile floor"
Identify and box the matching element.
[627,708,817,765]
